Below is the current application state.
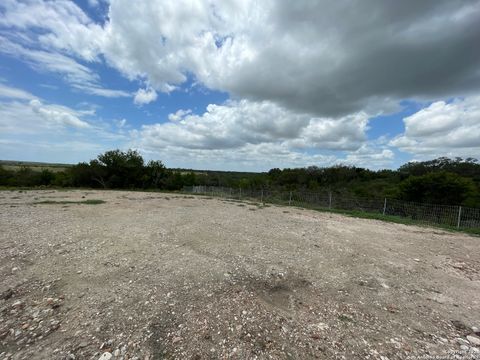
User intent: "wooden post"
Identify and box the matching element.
[261,189,264,204]
[457,206,462,229]
[329,191,332,209]
[288,191,292,206]
[383,198,387,216]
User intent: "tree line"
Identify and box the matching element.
[1,150,479,207]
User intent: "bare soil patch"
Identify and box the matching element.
[1,190,479,359]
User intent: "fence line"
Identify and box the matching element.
[184,186,480,230]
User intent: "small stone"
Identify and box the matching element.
[77,270,82,274]
[467,335,480,346]
[98,352,113,360]
[460,344,469,351]
[12,300,24,308]
[413,258,420,262]
[113,349,120,356]
[172,337,182,344]
[11,267,19,273]
[0,288,13,300]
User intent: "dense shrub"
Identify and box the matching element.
[398,172,479,206]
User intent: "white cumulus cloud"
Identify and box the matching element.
[29,99,91,129]
[135,100,368,151]
[168,109,192,122]
[3,0,480,116]
[391,95,480,158]
[134,87,158,105]
[1,0,480,166]
[130,99,375,170]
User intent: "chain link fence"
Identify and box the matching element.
[184,186,480,230]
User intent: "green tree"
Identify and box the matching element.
[181,172,196,187]
[38,169,55,186]
[145,160,167,188]
[163,171,184,190]
[14,167,37,186]
[0,166,14,186]
[96,149,145,188]
[398,171,478,206]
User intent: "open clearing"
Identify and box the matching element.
[1,190,479,360]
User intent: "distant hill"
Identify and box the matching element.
[0,160,73,173]
[0,160,261,176]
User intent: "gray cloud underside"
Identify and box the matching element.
[225,2,480,116]
[101,0,480,117]
[2,0,479,116]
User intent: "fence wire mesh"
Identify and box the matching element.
[185,186,480,230]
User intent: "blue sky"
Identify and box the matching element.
[1,0,479,171]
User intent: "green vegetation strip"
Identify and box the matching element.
[34,199,105,205]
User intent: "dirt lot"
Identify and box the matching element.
[1,190,479,360]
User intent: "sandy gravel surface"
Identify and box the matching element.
[1,189,479,360]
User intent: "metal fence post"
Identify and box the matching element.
[329,191,332,209]
[289,191,292,206]
[457,206,462,228]
[383,198,387,215]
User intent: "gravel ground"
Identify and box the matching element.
[0,189,479,360]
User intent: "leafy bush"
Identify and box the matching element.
[398,171,479,206]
